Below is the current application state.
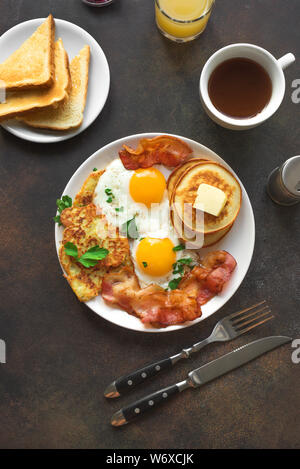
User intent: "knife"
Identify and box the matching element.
[111,336,291,426]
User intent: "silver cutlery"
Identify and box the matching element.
[111,336,291,426]
[104,300,273,398]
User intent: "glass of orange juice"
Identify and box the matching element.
[155,0,215,42]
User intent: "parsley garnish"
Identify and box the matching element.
[167,258,195,290]
[142,261,148,268]
[172,264,184,275]
[172,258,194,274]
[121,217,139,239]
[53,195,72,225]
[173,243,185,252]
[64,242,78,258]
[105,188,115,203]
[93,168,98,172]
[177,257,193,265]
[115,207,124,212]
[64,242,109,268]
[168,277,182,290]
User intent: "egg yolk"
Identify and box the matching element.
[129,168,166,207]
[136,237,176,277]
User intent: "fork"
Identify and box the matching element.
[104,300,273,398]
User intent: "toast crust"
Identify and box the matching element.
[74,45,90,129]
[0,14,55,91]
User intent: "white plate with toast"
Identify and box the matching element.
[55,133,255,333]
[0,16,110,143]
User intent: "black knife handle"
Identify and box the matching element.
[114,357,173,395]
[112,384,180,426]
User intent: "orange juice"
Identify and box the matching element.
[155,0,214,42]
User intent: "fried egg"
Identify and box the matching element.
[131,231,199,289]
[93,158,198,289]
[93,159,168,233]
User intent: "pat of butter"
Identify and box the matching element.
[193,183,227,217]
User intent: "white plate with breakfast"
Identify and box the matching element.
[0,15,110,143]
[54,133,255,333]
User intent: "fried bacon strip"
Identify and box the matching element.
[179,251,237,307]
[101,251,237,328]
[101,268,199,327]
[119,135,193,170]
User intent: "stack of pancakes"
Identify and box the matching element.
[167,158,242,247]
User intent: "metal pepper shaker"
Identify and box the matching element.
[82,0,114,7]
[267,156,300,206]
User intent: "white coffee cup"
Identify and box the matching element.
[199,43,295,130]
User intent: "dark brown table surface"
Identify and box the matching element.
[0,0,299,449]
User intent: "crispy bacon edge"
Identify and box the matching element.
[119,135,193,170]
[101,251,237,328]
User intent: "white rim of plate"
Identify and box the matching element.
[0,17,110,143]
[55,133,255,333]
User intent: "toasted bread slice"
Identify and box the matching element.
[0,15,55,91]
[0,39,70,122]
[21,45,90,130]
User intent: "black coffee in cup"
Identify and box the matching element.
[208,57,272,118]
